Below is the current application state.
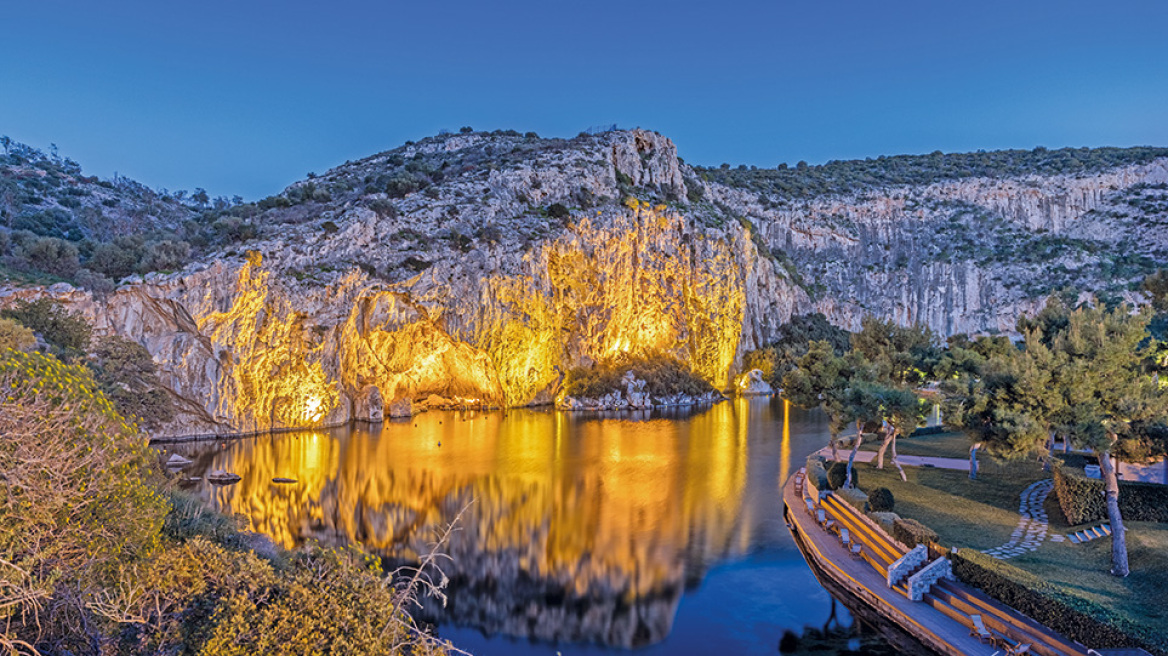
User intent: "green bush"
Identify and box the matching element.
[561,356,716,400]
[891,517,937,547]
[0,317,36,352]
[805,456,829,491]
[546,202,570,219]
[868,511,900,533]
[0,350,168,646]
[1,297,92,358]
[139,238,192,272]
[23,235,80,278]
[89,334,174,429]
[951,548,1163,653]
[826,461,854,490]
[1052,460,1168,525]
[868,487,895,512]
[836,485,869,511]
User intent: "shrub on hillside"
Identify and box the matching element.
[1,297,92,358]
[0,317,36,352]
[546,203,570,219]
[139,238,192,273]
[22,235,80,278]
[89,335,174,429]
[0,350,168,647]
[868,487,895,512]
[87,236,146,281]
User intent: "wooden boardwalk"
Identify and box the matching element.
[783,470,1101,656]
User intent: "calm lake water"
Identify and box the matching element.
[166,397,924,655]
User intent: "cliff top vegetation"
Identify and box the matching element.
[697,145,1168,199]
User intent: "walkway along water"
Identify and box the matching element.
[783,469,1104,656]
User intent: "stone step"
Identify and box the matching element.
[1069,524,1111,544]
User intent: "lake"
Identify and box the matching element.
[165,397,928,655]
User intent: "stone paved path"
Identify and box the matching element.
[983,478,1053,559]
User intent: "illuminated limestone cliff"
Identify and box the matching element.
[3,130,1166,436]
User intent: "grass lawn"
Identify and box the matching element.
[858,459,1168,651]
[857,429,973,460]
[860,457,1048,551]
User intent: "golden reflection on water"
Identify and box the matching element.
[178,400,808,647]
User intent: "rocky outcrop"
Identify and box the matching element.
[735,369,774,396]
[3,129,1165,437]
[557,371,725,411]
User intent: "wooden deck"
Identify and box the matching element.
[784,470,1098,656]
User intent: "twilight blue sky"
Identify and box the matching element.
[2,0,1166,200]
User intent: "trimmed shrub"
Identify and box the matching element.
[951,548,1162,653]
[805,456,829,491]
[837,485,869,511]
[892,517,937,547]
[868,487,895,512]
[826,461,855,490]
[868,511,900,533]
[1052,461,1168,525]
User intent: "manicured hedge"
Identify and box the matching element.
[951,549,1165,654]
[836,486,869,512]
[868,511,899,533]
[805,456,829,491]
[868,487,895,512]
[1052,461,1168,526]
[891,517,937,547]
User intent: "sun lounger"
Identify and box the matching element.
[968,614,992,644]
[839,527,851,548]
[994,632,1031,655]
[850,542,863,559]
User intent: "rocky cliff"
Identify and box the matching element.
[2,129,1166,437]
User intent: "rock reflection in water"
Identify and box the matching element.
[171,401,785,648]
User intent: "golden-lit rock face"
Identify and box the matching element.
[197,253,341,429]
[479,202,747,403]
[83,200,762,437]
[175,402,774,646]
